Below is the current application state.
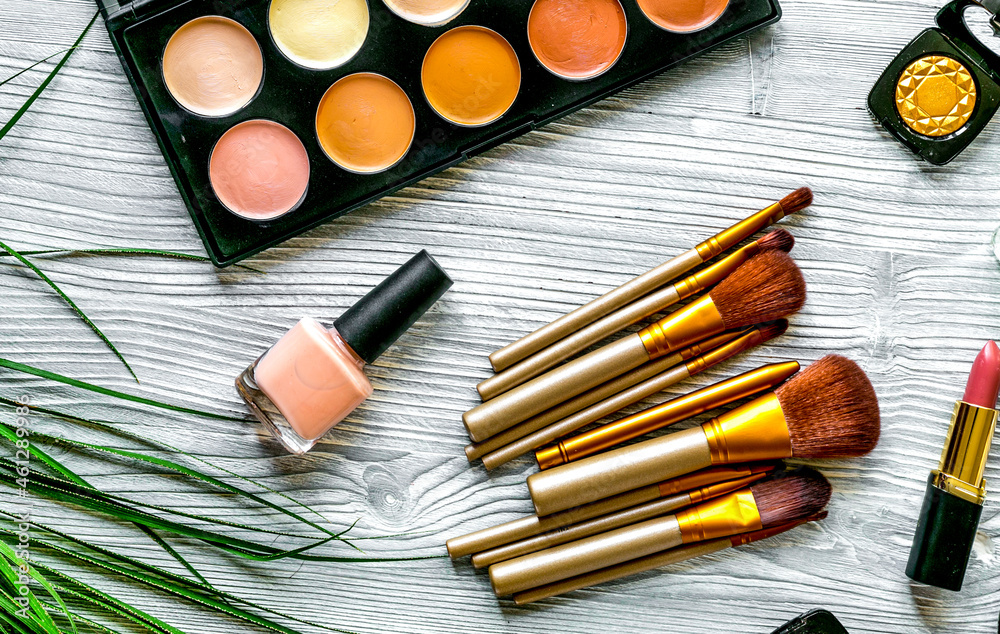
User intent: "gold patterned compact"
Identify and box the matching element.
[869,0,1000,165]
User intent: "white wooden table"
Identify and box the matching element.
[3,0,1000,632]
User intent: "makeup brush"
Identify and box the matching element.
[489,188,813,373]
[473,321,788,470]
[527,355,879,516]
[512,511,828,605]
[471,471,769,568]
[445,463,778,559]
[535,360,801,470]
[478,230,795,401]
[464,250,807,443]
[491,467,832,596]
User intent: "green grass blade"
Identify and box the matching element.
[0,549,61,634]
[2,248,263,273]
[0,541,77,634]
[0,359,246,421]
[0,12,97,141]
[0,239,138,383]
[0,48,75,88]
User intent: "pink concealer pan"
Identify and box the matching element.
[209,120,311,222]
[637,0,731,33]
[161,16,264,117]
[527,0,628,81]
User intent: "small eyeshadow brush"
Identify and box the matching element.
[475,321,789,470]
[527,355,880,516]
[445,463,777,559]
[489,188,813,373]
[512,511,828,605]
[491,468,832,596]
[464,250,807,443]
[478,229,794,400]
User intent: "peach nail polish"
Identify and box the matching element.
[237,251,452,454]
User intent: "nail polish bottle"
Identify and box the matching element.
[237,250,453,454]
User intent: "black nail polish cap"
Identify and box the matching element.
[335,250,453,364]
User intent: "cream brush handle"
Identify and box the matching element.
[445,484,663,559]
[512,539,730,605]
[489,249,704,372]
[464,335,650,442]
[478,285,683,400]
[472,491,693,569]
[528,426,712,516]
[481,364,690,470]
[489,515,685,596]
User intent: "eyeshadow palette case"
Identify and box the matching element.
[770,610,850,634]
[98,0,781,266]
[869,0,1000,165]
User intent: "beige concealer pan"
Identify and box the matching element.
[161,16,264,118]
[381,0,470,26]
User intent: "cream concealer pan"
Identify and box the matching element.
[381,0,470,26]
[268,0,371,70]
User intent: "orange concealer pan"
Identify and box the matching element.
[637,0,731,33]
[527,0,628,81]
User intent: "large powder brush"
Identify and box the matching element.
[528,355,879,516]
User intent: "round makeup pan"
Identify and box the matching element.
[162,16,264,117]
[637,0,730,33]
[316,73,417,174]
[381,0,469,26]
[421,26,521,127]
[269,0,370,70]
[527,0,627,81]
[209,120,311,222]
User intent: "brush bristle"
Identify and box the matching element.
[776,355,881,458]
[756,229,795,254]
[779,187,813,216]
[709,251,806,329]
[751,467,832,528]
[756,319,789,343]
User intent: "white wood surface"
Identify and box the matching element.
[3,0,1000,632]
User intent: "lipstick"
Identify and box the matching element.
[906,341,1000,591]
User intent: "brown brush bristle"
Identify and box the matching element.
[751,467,832,528]
[776,355,881,458]
[756,229,795,254]
[778,187,813,216]
[709,251,806,329]
[756,319,789,343]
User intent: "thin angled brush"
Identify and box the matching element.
[528,355,879,516]
[478,229,795,400]
[489,188,813,372]
[474,320,789,470]
[513,511,828,605]
[491,467,832,596]
[464,250,807,443]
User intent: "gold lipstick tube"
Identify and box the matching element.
[489,488,763,596]
[511,512,825,605]
[465,331,744,464]
[464,293,729,443]
[488,198,792,373]
[445,463,775,558]
[478,241,769,401]
[528,391,793,516]
[536,361,800,469]
[471,474,765,568]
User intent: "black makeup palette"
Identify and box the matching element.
[869,0,1000,165]
[97,0,781,266]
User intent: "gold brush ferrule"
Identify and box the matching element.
[537,362,800,468]
[703,392,793,464]
[933,401,1000,505]
[657,463,777,497]
[639,295,726,360]
[683,327,765,375]
[676,489,763,543]
[687,473,769,504]
[673,242,762,301]
[695,202,785,261]
[676,329,748,362]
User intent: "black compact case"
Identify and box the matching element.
[869,0,1000,165]
[97,0,781,266]
[771,610,850,634]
